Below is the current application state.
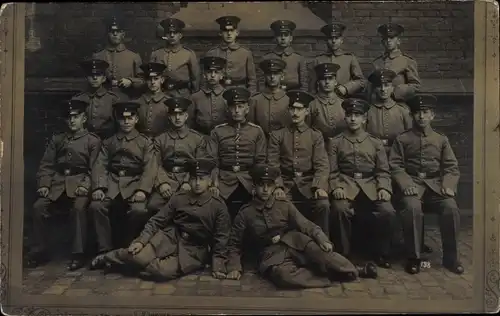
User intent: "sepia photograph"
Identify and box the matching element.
[0,1,499,315]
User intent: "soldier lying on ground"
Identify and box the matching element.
[225,164,377,289]
[90,158,231,281]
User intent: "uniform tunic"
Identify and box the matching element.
[135,91,170,138]
[33,129,101,254]
[371,50,420,101]
[104,191,231,279]
[307,93,347,141]
[150,45,201,97]
[262,47,308,91]
[248,88,290,137]
[207,121,267,199]
[206,43,257,94]
[389,127,460,261]
[188,85,229,135]
[226,196,357,288]
[309,50,365,95]
[366,100,413,153]
[71,87,121,140]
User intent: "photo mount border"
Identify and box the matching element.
[1,1,499,314]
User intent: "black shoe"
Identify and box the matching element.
[422,244,433,254]
[67,255,86,271]
[374,256,392,269]
[357,262,378,279]
[405,259,421,275]
[24,252,49,269]
[444,261,464,275]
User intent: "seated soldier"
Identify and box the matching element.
[225,164,377,289]
[147,97,207,215]
[329,98,396,269]
[389,94,463,275]
[90,158,230,281]
[25,100,101,270]
[89,101,157,255]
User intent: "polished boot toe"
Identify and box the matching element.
[375,257,392,269]
[444,261,464,275]
[357,262,378,279]
[405,260,421,275]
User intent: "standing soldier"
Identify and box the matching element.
[90,158,231,281]
[225,164,377,287]
[262,20,308,91]
[248,59,290,137]
[25,100,101,270]
[207,87,267,217]
[308,63,347,142]
[93,15,144,99]
[134,62,170,138]
[72,59,121,140]
[370,23,421,102]
[389,94,463,275]
[150,18,200,98]
[267,90,331,235]
[189,56,229,136]
[89,101,157,255]
[147,97,207,215]
[328,98,396,268]
[309,23,365,97]
[206,16,257,94]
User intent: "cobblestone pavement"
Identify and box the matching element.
[22,216,473,300]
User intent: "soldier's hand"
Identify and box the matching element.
[441,187,455,197]
[159,183,173,198]
[118,78,132,88]
[209,186,220,198]
[92,189,106,201]
[226,270,241,280]
[314,188,329,199]
[37,187,50,198]
[273,188,286,199]
[377,189,392,201]
[403,186,418,196]
[131,191,147,202]
[319,241,333,252]
[332,188,347,200]
[180,183,191,192]
[212,271,227,279]
[74,186,89,197]
[128,242,144,255]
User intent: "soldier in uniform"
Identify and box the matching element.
[207,87,267,217]
[225,164,377,288]
[90,158,231,281]
[147,97,207,215]
[134,62,170,138]
[309,23,365,97]
[267,90,331,236]
[248,58,291,137]
[308,63,347,144]
[150,18,201,98]
[328,98,396,268]
[262,20,308,91]
[370,23,421,102]
[206,16,257,94]
[25,100,101,270]
[93,15,144,99]
[72,59,121,140]
[89,101,157,255]
[389,94,463,275]
[189,56,229,136]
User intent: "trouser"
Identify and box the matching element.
[31,193,89,255]
[330,191,396,257]
[287,186,330,237]
[225,183,253,220]
[399,190,460,264]
[88,195,149,252]
[267,242,358,289]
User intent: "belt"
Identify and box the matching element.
[220,165,249,172]
[108,166,144,177]
[380,138,394,147]
[281,169,314,178]
[56,166,89,176]
[223,78,247,86]
[164,80,190,90]
[280,83,300,91]
[178,230,205,245]
[407,170,441,179]
[343,171,375,180]
[164,164,187,173]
